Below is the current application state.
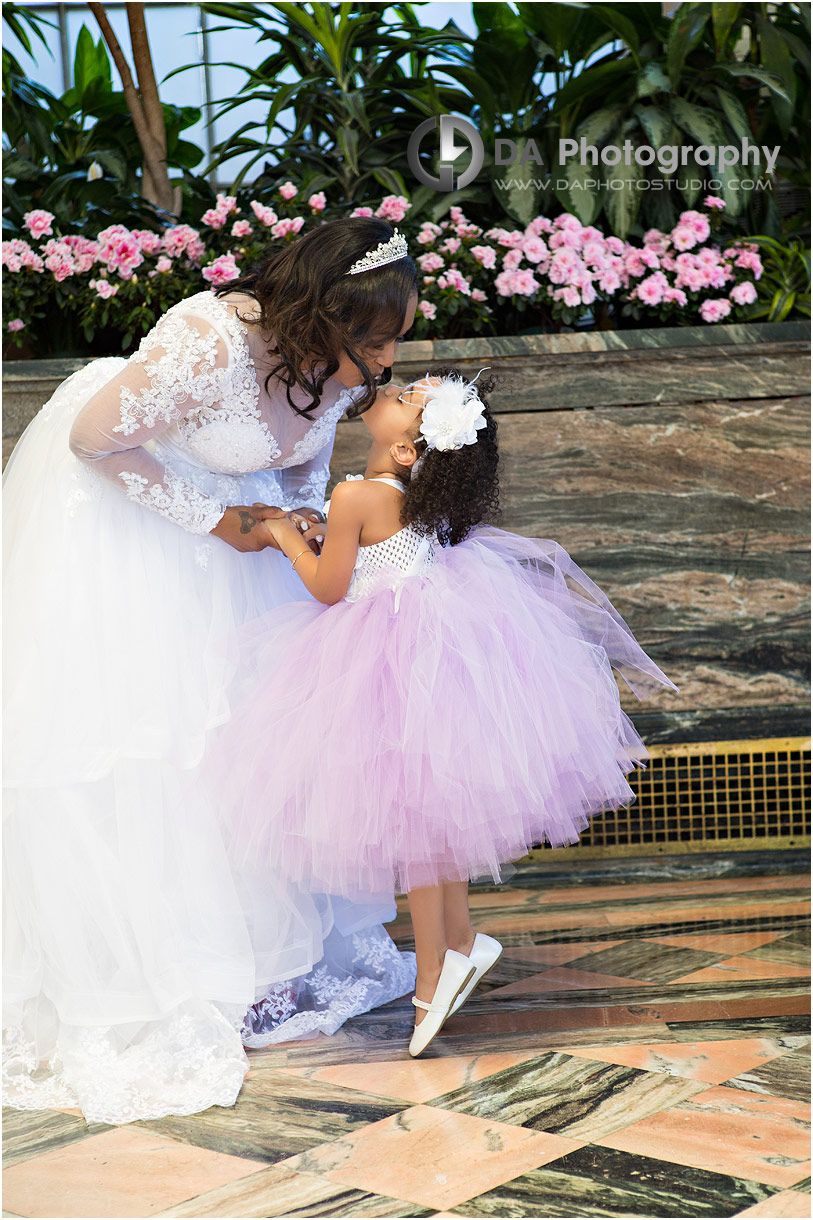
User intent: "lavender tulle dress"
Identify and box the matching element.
[210,477,677,896]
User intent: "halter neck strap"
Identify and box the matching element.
[367,476,407,494]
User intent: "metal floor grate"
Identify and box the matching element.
[533,737,811,859]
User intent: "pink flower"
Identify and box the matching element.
[155,256,173,273]
[549,286,579,307]
[186,237,206,264]
[522,236,548,264]
[679,210,711,243]
[624,249,648,277]
[231,220,253,238]
[734,250,763,279]
[699,298,732,323]
[271,217,305,238]
[643,230,671,256]
[676,266,705,292]
[635,272,668,306]
[470,245,496,270]
[455,222,482,239]
[730,281,757,306]
[350,206,374,218]
[704,195,726,211]
[7,318,24,332]
[417,252,444,272]
[132,229,163,255]
[502,248,523,271]
[486,227,525,249]
[472,288,488,302]
[437,267,471,295]
[162,224,200,256]
[279,182,298,200]
[202,208,227,229]
[23,210,54,240]
[548,249,581,284]
[217,193,238,215]
[201,252,240,285]
[525,216,552,237]
[494,269,517,297]
[639,246,661,270]
[308,191,326,212]
[671,225,698,251]
[250,202,278,227]
[449,206,465,224]
[2,239,44,273]
[664,287,688,306]
[43,239,78,281]
[441,237,461,255]
[92,279,119,299]
[511,269,540,297]
[554,213,583,234]
[418,301,437,320]
[598,270,622,294]
[605,236,625,256]
[376,194,411,223]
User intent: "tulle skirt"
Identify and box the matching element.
[3,360,414,1125]
[209,529,677,897]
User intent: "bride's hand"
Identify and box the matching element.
[209,505,287,552]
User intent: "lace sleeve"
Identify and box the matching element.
[277,434,336,513]
[68,303,231,535]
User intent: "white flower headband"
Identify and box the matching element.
[400,368,490,454]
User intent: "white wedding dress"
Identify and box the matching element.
[3,290,415,1125]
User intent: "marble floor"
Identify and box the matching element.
[3,850,810,1219]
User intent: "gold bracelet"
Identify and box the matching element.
[291,548,310,571]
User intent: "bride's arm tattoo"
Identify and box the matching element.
[238,510,259,534]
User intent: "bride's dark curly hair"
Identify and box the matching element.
[399,366,501,546]
[216,217,418,418]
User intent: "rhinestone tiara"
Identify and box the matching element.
[345,228,409,276]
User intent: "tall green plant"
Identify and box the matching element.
[542,2,806,238]
[3,13,204,233]
[189,2,471,215]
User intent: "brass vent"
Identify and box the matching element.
[533,737,811,859]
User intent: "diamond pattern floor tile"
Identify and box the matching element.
[4,857,809,1217]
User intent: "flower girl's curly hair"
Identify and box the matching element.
[400,365,501,547]
[216,217,417,419]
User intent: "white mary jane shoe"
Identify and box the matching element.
[448,933,503,1016]
[408,949,475,1058]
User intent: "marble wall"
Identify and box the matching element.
[332,323,811,743]
[3,322,809,741]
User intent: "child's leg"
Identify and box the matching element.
[442,881,476,956]
[407,885,446,1024]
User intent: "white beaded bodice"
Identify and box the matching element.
[330,478,435,604]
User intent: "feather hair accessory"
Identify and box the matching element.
[416,368,490,453]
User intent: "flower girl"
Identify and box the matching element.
[210,367,676,1055]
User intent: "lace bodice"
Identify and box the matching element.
[68,290,364,534]
[330,477,435,604]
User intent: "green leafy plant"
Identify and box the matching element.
[3,13,204,234]
[745,235,811,320]
[180,2,471,216]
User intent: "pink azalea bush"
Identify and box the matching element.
[3,192,763,353]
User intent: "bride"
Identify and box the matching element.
[3,217,419,1124]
